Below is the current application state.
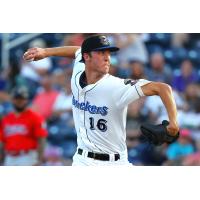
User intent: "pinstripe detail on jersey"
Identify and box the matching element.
[74,71,82,100]
[74,71,85,147]
[74,70,104,152]
[134,85,141,97]
[83,85,105,153]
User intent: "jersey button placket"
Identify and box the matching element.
[79,90,85,129]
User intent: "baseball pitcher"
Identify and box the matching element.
[23,35,179,166]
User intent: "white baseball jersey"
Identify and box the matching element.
[71,49,151,154]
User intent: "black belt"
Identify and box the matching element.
[78,148,120,161]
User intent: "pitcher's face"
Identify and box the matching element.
[85,50,111,75]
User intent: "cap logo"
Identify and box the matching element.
[100,36,109,45]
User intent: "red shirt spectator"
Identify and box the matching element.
[0,109,47,151]
[32,90,59,120]
[32,74,59,120]
[0,86,48,166]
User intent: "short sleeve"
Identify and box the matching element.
[33,114,48,138]
[73,48,85,75]
[113,79,151,108]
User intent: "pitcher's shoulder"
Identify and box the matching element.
[107,74,123,82]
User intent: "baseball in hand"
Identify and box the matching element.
[24,52,34,62]
[27,58,34,62]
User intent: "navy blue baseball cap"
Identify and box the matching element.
[80,35,120,62]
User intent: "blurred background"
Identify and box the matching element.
[1,33,200,166]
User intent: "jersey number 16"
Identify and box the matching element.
[89,117,107,132]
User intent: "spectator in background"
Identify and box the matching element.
[0,76,12,119]
[148,52,172,84]
[51,68,68,91]
[176,84,200,129]
[171,33,190,48]
[172,59,199,93]
[127,97,148,128]
[20,38,53,99]
[108,54,130,78]
[114,33,149,68]
[0,86,47,166]
[183,83,199,111]
[51,68,73,124]
[4,58,21,91]
[126,129,145,165]
[181,152,200,166]
[56,68,72,90]
[49,77,75,145]
[177,95,200,129]
[108,56,120,77]
[55,34,86,69]
[129,60,147,80]
[52,78,73,123]
[144,90,187,124]
[63,33,85,46]
[165,129,195,165]
[43,145,64,166]
[31,73,59,121]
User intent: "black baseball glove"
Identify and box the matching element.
[140,120,179,146]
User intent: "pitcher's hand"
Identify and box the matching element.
[167,121,179,136]
[23,47,47,61]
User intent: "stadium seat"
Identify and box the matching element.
[170,47,188,66]
[47,120,76,145]
[146,44,164,55]
[164,49,176,65]
[147,33,171,47]
[187,49,200,65]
